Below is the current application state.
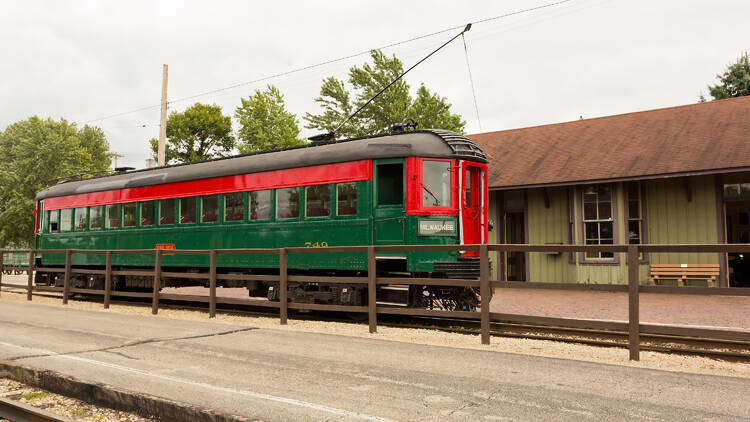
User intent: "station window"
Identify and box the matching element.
[250,190,271,220]
[422,161,451,207]
[337,183,357,216]
[306,185,331,217]
[159,199,175,225]
[123,203,137,227]
[180,197,197,224]
[582,185,614,259]
[74,207,87,230]
[90,206,103,229]
[276,188,299,219]
[141,201,155,226]
[201,195,219,223]
[60,208,72,232]
[224,192,244,221]
[106,204,119,228]
[48,210,59,233]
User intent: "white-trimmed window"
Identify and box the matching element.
[582,185,614,259]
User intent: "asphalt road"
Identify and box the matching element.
[0,301,748,421]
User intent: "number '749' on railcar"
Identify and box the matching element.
[32,129,490,310]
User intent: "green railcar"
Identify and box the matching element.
[1,252,28,275]
[33,129,489,308]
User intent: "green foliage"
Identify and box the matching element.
[707,51,750,100]
[149,103,233,164]
[0,117,111,247]
[304,50,465,139]
[234,85,305,153]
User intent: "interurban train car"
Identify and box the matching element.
[33,129,489,309]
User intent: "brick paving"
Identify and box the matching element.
[490,288,750,331]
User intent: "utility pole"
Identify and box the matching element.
[158,64,168,167]
[109,152,124,169]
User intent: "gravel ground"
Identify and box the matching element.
[0,377,152,421]
[2,288,750,380]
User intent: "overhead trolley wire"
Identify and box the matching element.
[461,32,482,133]
[82,0,574,124]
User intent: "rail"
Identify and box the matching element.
[0,395,73,421]
[2,243,750,361]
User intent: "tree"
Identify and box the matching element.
[304,50,465,139]
[0,117,111,247]
[234,85,305,153]
[149,103,233,164]
[706,51,750,100]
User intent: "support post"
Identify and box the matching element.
[152,249,162,315]
[209,250,217,318]
[26,250,35,301]
[62,250,71,304]
[157,64,168,167]
[0,250,4,298]
[104,251,112,309]
[627,245,640,361]
[480,244,490,345]
[279,248,288,325]
[368,246,377,333]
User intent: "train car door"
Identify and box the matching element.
[461,162,485,256]
[373,159,406,247]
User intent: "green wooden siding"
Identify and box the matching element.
[527,187,571,282]
[488,191,499,280]
[645,175,719,265]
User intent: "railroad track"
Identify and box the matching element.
[5,287,750,361]
[0,395,72,422]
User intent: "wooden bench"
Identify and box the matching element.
[648,264,719,287]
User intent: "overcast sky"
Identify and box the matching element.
[1,0,747,169]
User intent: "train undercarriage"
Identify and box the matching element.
[33,264,485,311]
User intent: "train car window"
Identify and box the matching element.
[105,204,119,228]
[123,203,137,227]
[465,170,471,208]
[276,188,299,219]
[201,195,219,223]
[48,210,59,233]
[250,190,271,220]
[376,163,403,206]
[337,183,357,216]
[140,201,155,226]
[159,199,175,225]
[306,185,331,217]
[74,207,87,230]
[224,192,244,221]
[60,208,73,232]
[422,161,451,207]
[90,206,103,229]
[180,197,197,224]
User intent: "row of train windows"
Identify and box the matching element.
[44,183,358,233]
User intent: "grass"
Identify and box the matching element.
[22,391,49,401]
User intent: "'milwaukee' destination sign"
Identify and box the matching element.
[418,219,456,235]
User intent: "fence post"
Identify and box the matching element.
[152,249,162,315]
[104,251,112,309]
[368,246,377,333]
[26,250,35,301]
[627,244,640,361]
[209,250,217,318]
[62,250,72,304]
[0,251,4,298]
[480,244,490,345]
[279,248,288,325]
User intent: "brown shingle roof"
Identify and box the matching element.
[469,96,750,189]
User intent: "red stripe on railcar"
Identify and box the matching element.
[44,160,372,210]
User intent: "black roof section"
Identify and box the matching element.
[37,129,487,200]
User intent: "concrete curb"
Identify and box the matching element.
[0,360,257,422]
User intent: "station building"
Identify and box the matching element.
[470,95,750,287]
